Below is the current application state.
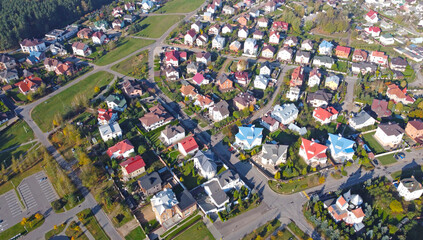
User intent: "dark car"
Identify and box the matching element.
[373,159,379,165]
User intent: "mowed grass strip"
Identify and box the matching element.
[174,221,215,240]
[111,51,148,77]
[377,153,397,165]
[134,15,184,38]
[32,71,114,132]
[159,0,204,13]
[0,120,34,152]
[78,209,110,240]
[125,227,146,240]
[94,38,154,66]
[362,132,386,154]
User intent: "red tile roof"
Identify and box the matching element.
[98,109,115,121]
[366,10,378,19]
[335,46,351,55]
[14,76,42,93]
[179,136,198,153]
[300,138,328,160]
[107,140,134,158]
[193,73,205,84]
[337,196,347,206]
[351,208,365,218]
[408,120,423,130]
[120,155,146,174]
[165,50,179,62]
[313,107,338,121]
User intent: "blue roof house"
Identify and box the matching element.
[319,40,334,56]
[327,133,355,163]
[235,125,263,150]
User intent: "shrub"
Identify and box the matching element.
[389,200,403,213]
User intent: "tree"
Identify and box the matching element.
[11,156,18,173]
[138,145,146,155]
[395,102,403,113]
[388,100,395,111]
[390,200,403,213]
[274,172,281,179]
[94,86,100,93]
[319,176,326,184]
[249,104,254,112]
[21,217,27,225]
[53,225,58,230]
[78,152,91,166]
[35,213,43,220]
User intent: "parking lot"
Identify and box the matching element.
[0,171,59,232]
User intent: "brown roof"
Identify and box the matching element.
[371,99,391,117]
[408,120,423,131]
[233,92,255,107]
[180,85,197,96]
[378,122,404,136]
[139,105,174,127]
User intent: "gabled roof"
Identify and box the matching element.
[307,90,332,102]
[15,76,42,93]
[408,119,423,131]
[378,122,404,136]
[151,188,178,215]
[193,73,205,84]
[351,208,365,218]
[353,49,368,59]
[371,99,391,117]
[139,104,173,127]
[193,150,217,174]
[233,92,255,106]
[212,101,230,116]
[313,107,338,121]
[165,50,179,62]
[236,125,263,146]
[328,133,355,155]
[262,144,288,164]
[162,125,185,139]
[319,40,334,48]
[120,155,146,174]
[351,111,374,125]
[106,94,126,107]
[107,139,134,157]
[20,38,44,47]
[98,108,115,121]
[196,94,213,107]
[366,10,378,19]
[335,46,351,55]
[186,29,197,38]
[179,136,199,153]
[138,171,162,190]
[300,138,328,160]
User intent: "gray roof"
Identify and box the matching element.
[261,144,288,164]
[378,122,404,136]
[400,177,423,193]
[138,172,162,190]
[351,111,374,125]
[307,90,332,102]
[194,151,217,175]
[162,125,185,139]
[212,101,230,116]
[0,69,18,79]
[296,50,310,58]
[217,170,240,189]
[314,55,334,64]
[99,122,121,136]
[177,189,197,211]
[204,180,229,206]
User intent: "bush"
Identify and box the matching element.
[390,200,403,213]
[52,199,65,211]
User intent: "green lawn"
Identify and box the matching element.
[134,15,184,38]
[377,153,397,166]
[65,221,89,240]
[32,71,114,132]
[158,0,204,13]
[287,222,310,240]
[273,228,295,240]
[94,38,154,66]
[0,120,34,152]
[111,51,148,77]
[125,227,146,240]
[0,142,36,168]
[268,174,323,194]
[0,214,44,240]
[45,222,67,240]
[174,221,215,240]
[77,209,110,240]
[362,133,386,154]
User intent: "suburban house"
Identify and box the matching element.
[264,0,276,12]
[307,90,333,107]
[325,191,366,232]
[20,39,46,53]
[349,111,376,130]
[371,99,392,118]
[92,31,107,45]
[405,119,423,142]
[351,62,377,75]
[319,40,334,55]
[325,75,340,90]
[235,71,250,86]
[178,136,199,156]
[290,66,304,87]
[77,28,93,39]
[212,35,226,50]
[386,84,415,105]
[98,109,118,125]
[380,33,395,45]
[0,54,16,70]
[390,57,408,72]
[261,45,276,59]
[301,39,314,51]
[238,15,249,26]
[193,150,217,180]
[299,138,328,165]
[209,101,230,122]
[191,21,203,33]
[196,52,212,65]
[374,122,404,148]
[139,105,174,131]
[257,17,269,28]
[120,155,146,180]
[260,144,288,166]
[308,68,321,87]
[222,5,235,14]
[272,21,289,31]
[295,51,311,65]
[187,62,200,75]
[254,75,269,90]
[261,112,279,132]
[252,30,264,40]
[196,34,208,47]
[180,84,198,99]
[0,69,18,83]
[277,47,293,62]
[364,26,381,37]
[160,125,185,146]
[313,55,335,68]
[112,19,124,29]
[15,76,42,95]
[238,27,249,39]
[396,176,423,201]
[106,94,127,112]
[369,51,388,66]
[269,31,280,44]
[106,139,135,159]
[112,7,123,18]
[221,24,233,34]
[165,66,179,80]
[209,24,221,35]
[93,20,109,31]
[271,104,299,125]
[217,74,233,91]
[335,46,351,59]
[235,125,263,150]
[244,38,258,56]
[138,172,163,196]
[284,36,298,47]
[72,42,91,57]
[184,29,197,45]
[286,87,301,101]
[44,58,60,72]
[327,133,355,163]
[230,41,242,52]
[192,73,209,85]
[365,10,378,23]
[194,94,214,109]
[122,80,143,98]
[99,122,122,142]
[352,49,368,62]
[49,42,68,56]
[313,107,339,124]
[165,50,180,67]
[233,92,256,110]
[55,62,74,76]
[124,2,136,11]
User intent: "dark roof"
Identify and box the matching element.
[296,50,310,58]
[162,125,185,139]
[138,172,162,190]
[408,120,423,130]
[400,177,423,193]
[212,101,230,116]
[177,189,197,211]
[371,99,391,117]
[391,57,408,67]
[307,90,332,102]
[378,122,404,136]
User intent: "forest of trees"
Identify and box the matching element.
[0,0,112,50]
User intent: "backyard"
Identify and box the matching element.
[362,132,386,154]
[111,51,148,77]
[134,15,184,38]
[174,221,215,240]
[94,38,154,66]
[125,226,146,240]
[157,0,205,13]
[31,71,114,132]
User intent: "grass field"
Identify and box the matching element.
[32,71,114,132]
[362,133,386,154]
[125,227,146,240]
[273,228,295,240]
[377,153,397,165]
[135,15,184,38]
[78,209,110,240]
[391,165,423,180]
[0,120,34,152]
[111,51,148,77]
[44,222,67,240]
[268,174,323,194]
[174,221,215,240]
[0,142,36,168]
[287,222,309,240]
[94,38,154,66]
[158,0,204,13]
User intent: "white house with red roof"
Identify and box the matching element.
[269,31,280,45]
[192,73,209,85]
[120,155,146,180]
[369,51,388,65]
[386,84,415,105]
[184,29,197,46]
[299,138,328,165]
[113,7,124,18]
[364,26,381,37]
[313,107,338,124]
[92,31,107,45]
[165,51,179,67]
[14,76,42,95]
[98,108,118,125]
[178,136,199,156]
[107,139,135,159]
[365,10,378,23]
